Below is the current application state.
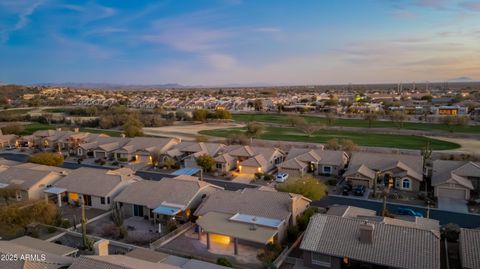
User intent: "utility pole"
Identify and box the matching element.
[421,141,432,196]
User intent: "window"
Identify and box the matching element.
[216,163,223,169]
[323,166,332,174]
[107,197,110,204]
[311,253,331,267]
[100,197,105,204]
[402,178,411,190]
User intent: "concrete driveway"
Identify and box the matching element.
[437,197,468,213]
[232,173,254,184]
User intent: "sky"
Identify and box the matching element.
[0,0,479,86]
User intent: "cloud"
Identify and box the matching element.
[459,1,480,11]
[413,0,449,9]
[0,0,43,43]
[253,27,282,33]
[392,10,417,19]
[204,53,237,70]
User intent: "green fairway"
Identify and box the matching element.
[21,123,122,137]
[232,113,480,134]
[200,127,460,150]
[0,108,33,115]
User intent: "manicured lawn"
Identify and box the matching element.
[42,108,67,113]
[232,113,480,134]
[21,123,122,137]
[0,108,33,115]
[200,127,460,150]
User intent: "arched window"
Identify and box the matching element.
[402,178,411,190]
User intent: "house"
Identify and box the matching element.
[222,145,285,174]
[277,148,348,177]
[459,228,480,269]
[10,236,78,256]
[113,137,180,163]
[92,138,130,160]
[0,134,17,149]
[214,153,236,173]
[343,152,423,191]
[178,142,225,168]
[300,214,440,269]
[431,160,480,200]
[52,167,139,210]
[0,166,64,202]
[194,188,311,254]
[114,175,222,223]
[0,240,73,269]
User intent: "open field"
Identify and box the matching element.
[232,113,480,134]
[143,122,243,140]
[200,127,460,150]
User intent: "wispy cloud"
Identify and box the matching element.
[459,1,480,11]
[0,0,43,43]
[253,27,282,33]
[392,10,417,19]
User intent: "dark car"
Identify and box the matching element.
[353,185,366,196]
[396,207,424,217]
[342,182,353,195]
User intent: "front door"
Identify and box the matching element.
[83,195,92,206]
[133,204,144,217]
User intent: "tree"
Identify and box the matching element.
[287,115,306,127]
[276,175,327,200]
[390,111,408,129]
[325,138,340,150]
[123,115,144,137]
[421,95,433,102]
[299,122,324,137]
[226,133,249,145]
[245,122,265,141]
[192,109,208,122]
[325,113,336,126]
[1,124,25,135]
[175,110,186,121]
[0,187,18,205]
[196,154,215,172]
[99,115,115,129]
[441,116,469,132]
[363,112,378,128]
[163,158,178,169]
[252,99,263,111]
[28,152,64,166]
[213,109,232,120]
[0,201,58,236]
[340,139,358,153]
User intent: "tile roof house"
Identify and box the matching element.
[459,228,480,269]
[114,175,223,222]
[222,145,285,174]
[300,214,440,269]
[432,160,480,200]
[10,236,78,256]
[0,166,64,202]
[278,148,348,177]
[178,142,226,168]
[53,167,139,210]
[113,137,180,163]
[194,188,311,255]
[344,152,423,191]
[0,134,17,149]
[0,240,73,269]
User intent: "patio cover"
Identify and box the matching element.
[153,205,182,216]
[171,167,201,176]
[44,187,67,194]
[197,212,277,244]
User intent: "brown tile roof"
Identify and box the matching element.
[195,188,302,221]
[460,228,480,269]
[114,177,220,209]
[300,214,440,269]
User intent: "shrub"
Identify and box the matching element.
[47,226,57,233]
[327,179,337,186]
[297,207,317,231]
[102,224,120,239]
[216,257,233,267]
[166,220,178,233]
[118,158,128,162]
[28,152,64,166]
[276,176,327,200]
[442,223,460,242]
[111,161,119,166]
[61,219,71,228]
[263,174,272,181]
[257,242,282,264]
[287,225,299,243]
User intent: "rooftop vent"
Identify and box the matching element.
[359,221,374,244]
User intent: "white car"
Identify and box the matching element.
[275,172,288,183]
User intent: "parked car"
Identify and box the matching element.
[275,172,288,183]
[396,207,424,217]
[353,185,366,196]
[342,182,353,195]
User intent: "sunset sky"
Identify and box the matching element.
[1,0,479,85]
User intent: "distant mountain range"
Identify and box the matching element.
[32,82,185,89]
[448,76,474,82]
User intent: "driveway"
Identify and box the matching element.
[436,197,468,213]
[232,173,254,184]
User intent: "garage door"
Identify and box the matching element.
[437,187,466,200]
[240,166,260,174]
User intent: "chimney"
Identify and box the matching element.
[93,239,109,256]
[121,134,126,138]
[359,221,374,244]
[74,128,79,133]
